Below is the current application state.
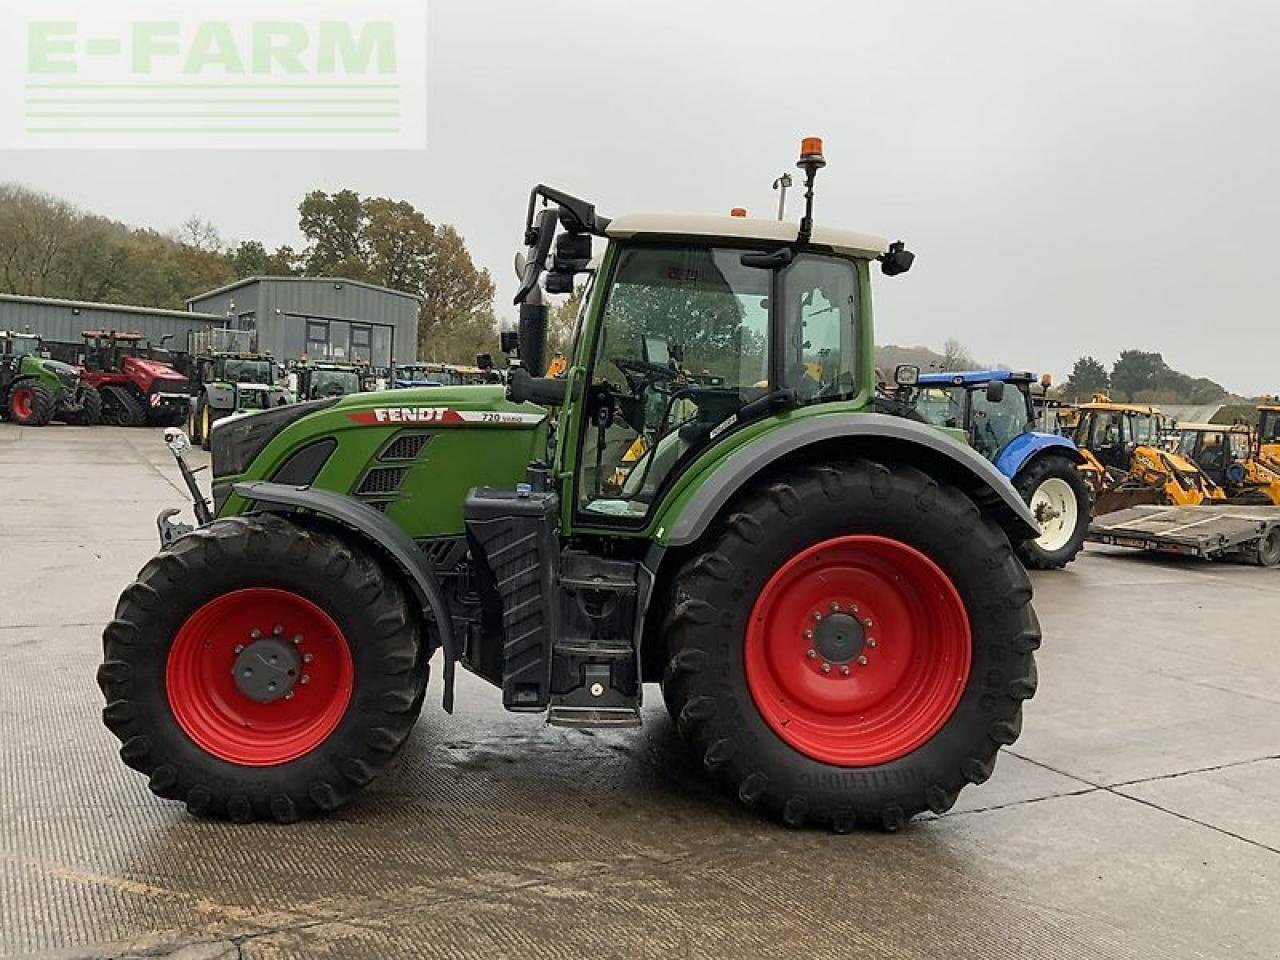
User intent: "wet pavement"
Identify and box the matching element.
[0,422,1277,959]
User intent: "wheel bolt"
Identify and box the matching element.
[250,629,262,640]
[813,612,823,622]
[868,638,877,648]
[272,625,283,636]
[292,635,303,646]
[284,692,294,700]
[821,662,832,674]
[300,674,310,685]
[806,648,817,659]
[829,602,840,612]
[234,645,244,654]
[803,629,814,639]
[863,618,874,628]
[303,653,314,664]
[840,665,850,676]
[857,655,869,666]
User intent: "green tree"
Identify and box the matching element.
[231,240,300,279]
[1064,355,1110,400]
[1110,350,1166,400]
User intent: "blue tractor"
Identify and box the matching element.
[907,370,1091,569]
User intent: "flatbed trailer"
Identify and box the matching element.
[1089,504,1280,567]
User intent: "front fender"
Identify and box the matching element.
[660,412,1040,547]
[232,481,459,711]
[995,432,1085,480]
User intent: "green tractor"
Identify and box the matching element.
[187,329,290,451]
[0,330,102,426]
[101,140,1040,831]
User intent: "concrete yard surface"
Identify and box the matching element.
[0,423,1277,959]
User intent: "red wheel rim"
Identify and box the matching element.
[745,536,971,767]
[166,588,354,766]
[12,388,33,420]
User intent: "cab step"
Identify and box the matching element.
[546,705,642,729]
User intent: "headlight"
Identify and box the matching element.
[211,399,337,478]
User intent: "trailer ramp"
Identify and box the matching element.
[1089,504,1280,566]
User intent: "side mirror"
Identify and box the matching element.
[986,379,1006,404]
[894,364,920,387]
[518,302,549,379]
[880,241,915,277]
[514,208,559,305]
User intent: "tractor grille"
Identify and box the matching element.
[379,432,433,462]
[152,377,191,395]
[356,466,408,496]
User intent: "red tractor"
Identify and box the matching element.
[80,331,192,428]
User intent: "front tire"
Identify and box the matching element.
[1013,456,1091,570]
[98,515,428,822]
[661,459,1039,832]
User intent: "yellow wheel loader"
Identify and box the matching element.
[1174,422,1280,506]
[1258,404,1280,469]
[1071,399,1224,515]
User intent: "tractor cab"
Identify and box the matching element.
[1072,402,1164,471]
[1259,405,1280,465]
[911,371,1036,462]
[1,331,43,360]
[1174,422,1280,505]
[81,331,145,372]
[295,362,366,401]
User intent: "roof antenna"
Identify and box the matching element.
[772,172,793,221]
[795,137,826,244]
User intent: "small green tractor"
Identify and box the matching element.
[0,330,102,426]
[186,329,290,451]
[101,140,1041,831]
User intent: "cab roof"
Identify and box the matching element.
[1178,422,1250,432]
[917,370,1037,387]
[605,214,890,259]
[1077,401,1164,416]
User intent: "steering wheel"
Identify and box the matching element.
[612,356,679,394]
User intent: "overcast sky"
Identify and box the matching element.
[5,0,1278,394]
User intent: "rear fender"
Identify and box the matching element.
[660,413,1040,548]
[996,432,1085,481]
[232,481,459,711]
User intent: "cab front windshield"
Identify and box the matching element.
[308,370,360,398]
[1261,410,1280,444]
[579,243,861,518]
[220,358,273,384]
[9,336,40,358]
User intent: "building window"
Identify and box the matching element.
[306,320,329,359]
[350,324,372,363]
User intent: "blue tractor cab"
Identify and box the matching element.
[390,364,445,389]
[911,370,1091,569]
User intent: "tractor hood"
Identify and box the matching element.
[125,356,189,385]
[40,358,81,389]
[330,384,548,428]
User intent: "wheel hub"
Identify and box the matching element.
[232,636,302,703]
[813,611,865,664]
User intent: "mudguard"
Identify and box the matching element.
[995,432,1085,481]
[232,480,459,711]
[662,413,1041,547]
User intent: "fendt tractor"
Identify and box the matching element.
[81,331,192,428]
[0,330,102,426]
[186,329,290,451]
[901,370,1091,569]
[100,140,1042,831]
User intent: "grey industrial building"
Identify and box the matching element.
[1,277,421,367]
[0,293,226,354]
[188,277,421,367]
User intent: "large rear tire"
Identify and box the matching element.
[660,458,1039,832]
[1013,456,1091,570]
[8,379,55,426]
[60,384,104,426]
[98,514,428,822]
